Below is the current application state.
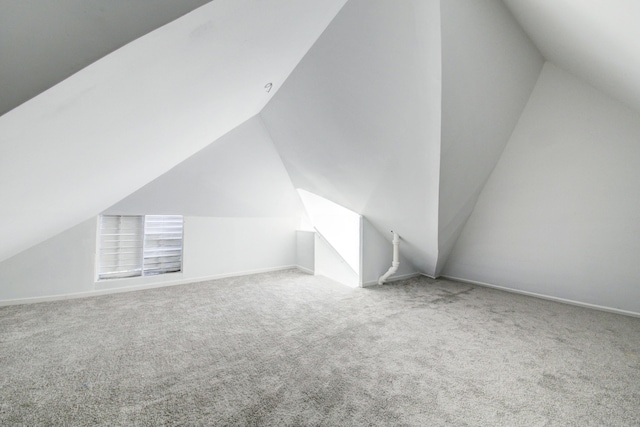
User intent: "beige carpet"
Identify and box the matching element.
[1,269,639,425]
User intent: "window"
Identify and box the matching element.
[98,215,183,280]
[142,215,184,276]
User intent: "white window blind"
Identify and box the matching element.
[143,215,183,276]
[98,215,144,280]
[98,215,183,280]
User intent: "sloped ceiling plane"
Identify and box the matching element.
[0,0,349,262]
[1,0,639,280]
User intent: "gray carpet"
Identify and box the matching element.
[1,269,639,426]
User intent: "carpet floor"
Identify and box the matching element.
[1,269,639,426]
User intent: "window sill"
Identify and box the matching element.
[95,272,183,291]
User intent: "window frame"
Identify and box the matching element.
[97,214,184,281]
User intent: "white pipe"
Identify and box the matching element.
[378,231,400,285]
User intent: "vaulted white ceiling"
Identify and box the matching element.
[2,0,639,275]
[0,0,348,263]
[503,0,640,113]
[0,0,213,117]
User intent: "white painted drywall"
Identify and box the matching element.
[297,190,361,274]
[361,218,418,286]
[0,0,212,116]
[105,115,303,218]
[0,0,347,263]
[182,217,296,280]
[0,218,98,300]
[261,0,442,276]
[444,63,640,314]
[296,231,315,274]
[0,215,298,301]
[314,234,359,288]
[0,112,305,301]
[504,0,640,114]
[437,0,543,275]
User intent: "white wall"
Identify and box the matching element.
[437,0,543,274]
[295,218,419,287]
[0,0,211,116]
[314,233,359,288]
[0,115,303,302]
[361,218,417,286]
[0,216,298,302]
[105,115,302,218]
[261,0,442,276]
[297,189,361,274]
[183,217,296,280]
[444,63,640,314]
[0,0,347,263]
[504,0,640,115]
[0,218,98,300]
[296,230,315,274]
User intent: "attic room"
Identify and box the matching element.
[1,0,639,425]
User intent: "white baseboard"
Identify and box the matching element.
[296,266,314,275]
[443,275,640,318]
[361,272,423,288]
[0,265,300,307]
[5,266,636,319]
